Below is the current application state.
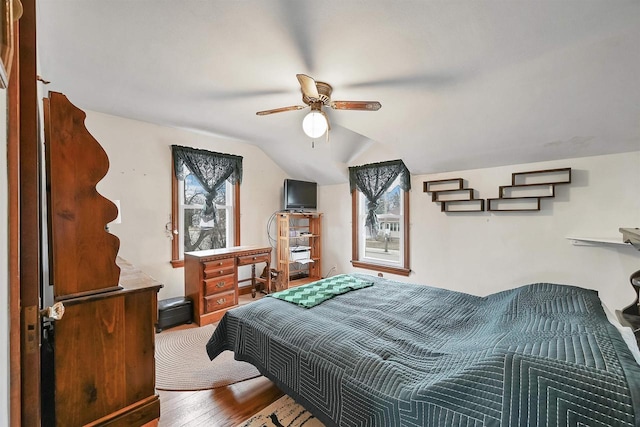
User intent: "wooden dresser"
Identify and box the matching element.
[44,92,162,426]
[184,246,271,326]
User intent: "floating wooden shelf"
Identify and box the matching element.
[423,178,463,193]
[499,184,555,199]
[424,167,571,214]
[566,237,632,247]
[441,199,485,212]
[512,167,571,185]
[487,197,541,211]
[424,178,484,212]
[432,189,474,202]
[489,167,571,211]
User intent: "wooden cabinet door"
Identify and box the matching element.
[54,289,159,426]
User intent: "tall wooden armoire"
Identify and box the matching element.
[43,91,161,426]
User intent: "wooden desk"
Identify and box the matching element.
[184,246,272,326]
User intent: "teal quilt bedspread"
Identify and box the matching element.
[207,274,640,426]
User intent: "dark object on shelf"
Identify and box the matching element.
[617,226,640,348]
[621,269,640,317]
[619,269,640,349]
[284,178,318,211]
[624,269,640,315]
[157,297,193,333]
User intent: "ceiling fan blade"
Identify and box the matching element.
[296,74,320,100]
[256,105,307,116]
[330,101,382,111]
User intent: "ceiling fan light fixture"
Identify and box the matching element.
[302,110,328,138]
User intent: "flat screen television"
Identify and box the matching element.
[283,179,317,211]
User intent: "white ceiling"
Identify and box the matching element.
[36,1,640,185]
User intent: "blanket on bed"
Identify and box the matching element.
[207,275,640,427]
[267,274,373,308]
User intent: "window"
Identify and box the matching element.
[178,167,233,257]
[170,145,242,268]
[350,160,411,276]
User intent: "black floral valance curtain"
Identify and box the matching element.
[171,145,243,224]
[349,159,410,237]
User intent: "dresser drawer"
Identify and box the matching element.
[204,274,235,296]
[237,252,270,266]
[204,290,236,313]
[203,258,235,278]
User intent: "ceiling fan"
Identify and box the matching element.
[256,74,382,138]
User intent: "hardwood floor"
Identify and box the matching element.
[157,292,283,427]
[158,377,283,427]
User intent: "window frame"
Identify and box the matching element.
[170,158,240,268]
[351,187,411,276]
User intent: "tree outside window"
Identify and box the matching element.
[180,169,231,256]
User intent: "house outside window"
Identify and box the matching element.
[170,145,242,267]
[350,160,411,276]
[358,175,404,267]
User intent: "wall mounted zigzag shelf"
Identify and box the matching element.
[423,178,484,212]
[424,167,572,213]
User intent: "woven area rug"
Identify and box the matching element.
[238,395,325,427]
[155,324,261,391]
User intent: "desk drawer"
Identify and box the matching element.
[237,253,270,266]
[204,274,235,296]
[204,290,236,313]
[203,258,235,278]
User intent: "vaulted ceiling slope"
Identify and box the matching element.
[36,1,640,185]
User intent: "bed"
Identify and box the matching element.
[206,274,640,426]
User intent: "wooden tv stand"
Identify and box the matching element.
[184,246,272,326]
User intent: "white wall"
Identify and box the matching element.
[85,111,288,299]
[1,88,9,427]
[320,151,640,311]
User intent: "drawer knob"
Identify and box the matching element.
[220,270,224,274]
[253,256,257,260]
[216,281,225,288]
[218,261,223,266]
[216,298,226,305]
